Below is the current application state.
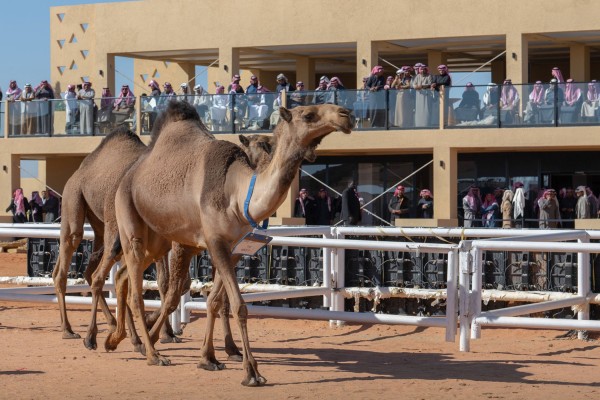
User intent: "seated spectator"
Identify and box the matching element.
[500,79,520,124]
[581,80,600,121]
[544,78,564,105]
[179,82,192,103]
[313,77,329,105]
[210,85,228,131]
[114,85,135,112]
[455,82,480,122]
[562,78,582,123]
[192,84,211,120]
[98,87,114,129]
[523,81,545,124]
[288,81,307,109]
[481,83,499,118]
[327,77,346,106]
[275,73,295,93]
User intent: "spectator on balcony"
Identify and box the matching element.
[178,82,192,103]
[29,191,44,223]
[6,80,23,135]
[417,189,433,219]
[481,83,499,118]
[455,82,480,122]
[148,79,161,99]
[581,80,600,121]
[313,76,329,105]
[210,85,228,131]
[563,78,582,107]
[275,73,295,94]
[391,67,415,128]
[559,187,576,228]
[544,78,564,105]
[431,64,452,124]
[538,188,560,228]
[5,188,30,224]
[413,65,434,127]
[114,85,135,112]
[192,84,210,120]
[384,75,396,123]
[327,77,347,107]
[294,188,316,225]
[500,79,519,124]
[288,81,307,109]
[481,191,500,228]
[388,185,411,224]
[366,66,386,128]
[34,80,55,135]
[227,74,244,93]
[315,188,334,225]
[575,186,590,219]
[551,67,565,83]
[158,82,177,111]
[523,81,545,124]
[20,84,37,134]
[501,189,514,228]
[462,185,481,228]
[77,81,95,135]
[63,85,78,134]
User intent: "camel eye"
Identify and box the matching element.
[302,112,315,122]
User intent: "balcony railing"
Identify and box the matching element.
[2,81,599,137]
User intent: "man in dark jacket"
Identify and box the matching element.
[340,181,361,226]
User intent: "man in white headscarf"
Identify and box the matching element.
[575,186,590,219]
[512,186,526,228]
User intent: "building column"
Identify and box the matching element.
[357,40,377,88]
[433,146,458,225]
[570,44,590,81]
[0,154,20,222]
[219,47,240,88]
[505,33,528,84]
[427,50,446,70]
[296,56,315,91]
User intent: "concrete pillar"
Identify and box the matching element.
[506,33,528,84]
[570,44,590,81]
[0,154,20,222]
[427,50,446,70]
[433,146,458,224]
[357,40,377,88]
[296,56,315,91]
[219,47,240,89]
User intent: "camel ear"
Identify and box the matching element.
[279,107,293,123]
[238,134,249,147]
[259,140,272,155]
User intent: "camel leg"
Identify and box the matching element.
[154,254,184,344]
[52,190,89,340]
[221,292,243,361]
[198,272,226,371]
[113,265,145,354]
[105,260,130,352]
[206,240,266,386]
[148,245,195,345]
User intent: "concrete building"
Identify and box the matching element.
[2,0,600,227]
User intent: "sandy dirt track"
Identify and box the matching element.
[1,252,600,400]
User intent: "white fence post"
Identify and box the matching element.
[445,249,458,342]
[323,231,333,310]
[459,240,472,352]
[578,235,591,340]
[470,246,482,340]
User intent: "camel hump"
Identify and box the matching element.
[150,100,205,146]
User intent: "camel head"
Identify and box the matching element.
[275,104,353,162]
[238,134,275,170]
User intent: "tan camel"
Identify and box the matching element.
[53,123,272,355]
[105,101,352,386]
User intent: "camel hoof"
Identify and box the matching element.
[104,334,119,352]
[133,343,146,356]
[241,375,267,387]
[83,337,97,351]
[160,335,182,344]
[227,354,243,362]
[197,360,225,371]
[149,355,171,366]
[62,331,81,340]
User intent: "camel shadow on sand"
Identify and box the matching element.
[245,344,600,387]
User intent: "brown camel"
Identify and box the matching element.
[105,101,352,386]
[53,123,272,354]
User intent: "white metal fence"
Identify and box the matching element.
[2,224,600,352]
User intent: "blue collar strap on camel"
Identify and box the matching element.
[244,173,269,230]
